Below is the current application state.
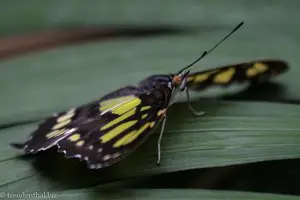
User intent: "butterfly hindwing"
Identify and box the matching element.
[187,60,288,91]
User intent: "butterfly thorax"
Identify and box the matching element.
[138,75,173,90]
[137,75,173,108]
[138,72,190,110]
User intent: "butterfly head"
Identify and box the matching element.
[172,70,190,91]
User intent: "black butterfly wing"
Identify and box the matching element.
[11,86,143,154]
[12,82,171,169]
[187,60,289,91]
[56,86,169,169]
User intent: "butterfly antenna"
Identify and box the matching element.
[178,21,244,74]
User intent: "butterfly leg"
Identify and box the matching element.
[186,88,205,116]
[157,114,167,166]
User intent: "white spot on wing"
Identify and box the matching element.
[96,164,102,168]
[66,128,77,134]
[112,153,121,158]
[89,164,96,169]
[103,154,111,161]
[74,154,82,158]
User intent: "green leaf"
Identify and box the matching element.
[2,100,300,192]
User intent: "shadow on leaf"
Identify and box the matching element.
[220,82,299,104]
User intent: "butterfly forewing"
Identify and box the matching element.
[187,60,288,91]
[20,102,100,154]
[13,82,171,169]
[15,87,141,153]
[56,87,168,168]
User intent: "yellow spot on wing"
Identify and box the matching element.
[68,134,80,142]
[112,97,141,115]
[247,68,257,77]
[142,114,148,119]
[149,121,156,128]
[214,68,235,83]
[100,120,138,143]
[46,129,66,139]
[100,108,136,130]
[157,109,166,116]
[193,70,217,83]
[141,106,151,111]
[247,62,268,77]
[254,63,268,71]
[187,76,194,82]
[52,119,71,130]
[100,95,135,111]
[194,74,210,83]
[76,140,84,147]
[113,123,150,147]
[113,131,135,148]
[57,109,75,123]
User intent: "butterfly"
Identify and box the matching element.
[11,22,289,169]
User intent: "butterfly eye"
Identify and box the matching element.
[172,75,182,86]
